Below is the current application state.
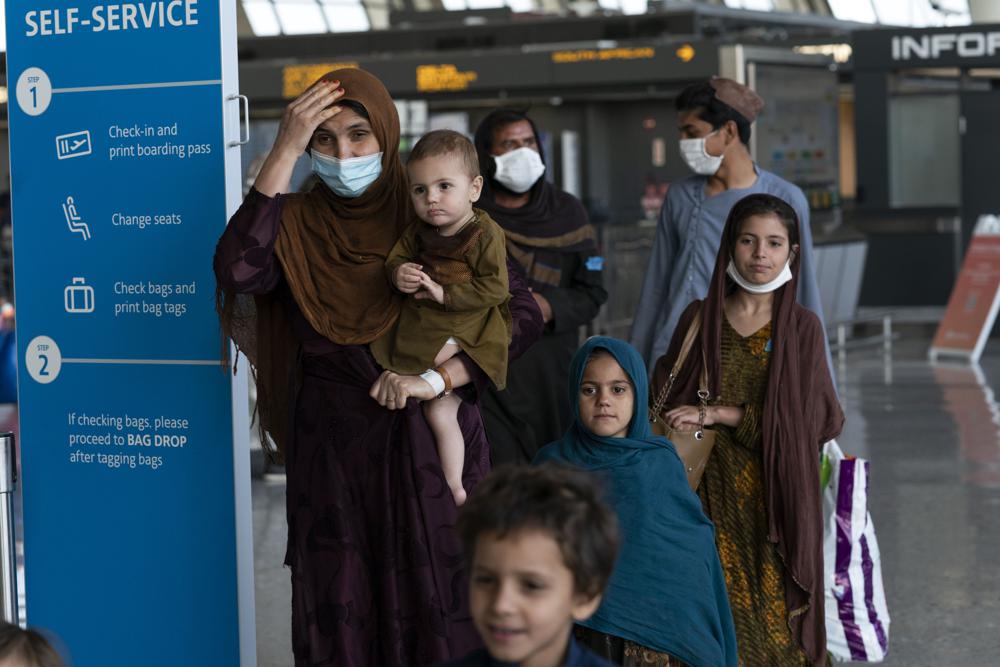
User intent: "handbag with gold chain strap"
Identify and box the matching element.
[649,306,716,490]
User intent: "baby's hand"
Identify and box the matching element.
[394,262,426,294]
[414,274,445,305]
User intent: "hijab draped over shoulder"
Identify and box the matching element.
[217,68,412,454]
[473,112,597,291]
[536,337,737,667]
[651,201,844,665]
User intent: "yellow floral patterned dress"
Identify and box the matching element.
[697,318,810,666]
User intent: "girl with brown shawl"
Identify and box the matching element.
[214,69,543,666]
[651,194,843,666]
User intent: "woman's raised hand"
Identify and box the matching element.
[253,79,345,197]
[369,370,437,409]
[274,79,345,157]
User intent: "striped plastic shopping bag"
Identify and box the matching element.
[821,440,891,662]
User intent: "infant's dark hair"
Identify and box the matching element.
[408,129,481,180]
[0,622,65,667]
[457,463,620,598]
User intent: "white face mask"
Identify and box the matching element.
[492,147,545,193]
[679,131,723,176]
[726,259,793,294]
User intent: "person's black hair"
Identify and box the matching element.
[0,622,65,667]
[676,82,752,145]
[456,463,620,599]
[335,98,370,120]
[724,193,800,252]
[472,108,546,194]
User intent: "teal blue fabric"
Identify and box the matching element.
[535,336,738,667]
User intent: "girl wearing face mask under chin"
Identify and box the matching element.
[472,109,609,466]
[650,194,843,667]
[214,70,545,667]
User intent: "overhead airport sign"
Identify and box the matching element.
[892,31,1000,61]
[854,24,1000,69]
[260,40,719,102]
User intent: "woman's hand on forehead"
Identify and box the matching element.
[253,80,347,196]
[276,80,347,158]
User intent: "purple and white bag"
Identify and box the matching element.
[821,440,891,662]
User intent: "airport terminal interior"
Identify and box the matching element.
[1,0,999,665]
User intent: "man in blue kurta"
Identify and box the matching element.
[630,77,827,367]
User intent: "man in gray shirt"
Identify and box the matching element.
[630,77,826,367]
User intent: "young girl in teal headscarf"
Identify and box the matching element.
[535,336,737,667]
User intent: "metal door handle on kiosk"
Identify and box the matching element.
[0,432,18,624]
[228,94,250,147]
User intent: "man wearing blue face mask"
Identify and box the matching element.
[473,109,608,465]
[629,77,828,370]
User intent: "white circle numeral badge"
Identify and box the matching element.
[16,67,53,117]
[26,336,62,384]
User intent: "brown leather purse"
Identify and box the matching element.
[649,307,716,490]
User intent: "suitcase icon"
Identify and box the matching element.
[65,277,95,313]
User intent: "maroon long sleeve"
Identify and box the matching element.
[213,188,284,295]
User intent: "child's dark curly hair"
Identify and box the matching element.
[457,463,620,598]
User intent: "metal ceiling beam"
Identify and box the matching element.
[237,5,863,63]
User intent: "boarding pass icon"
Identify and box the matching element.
[56,131,92,160]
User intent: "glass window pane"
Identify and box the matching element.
[620,0,647,15]
[467,0,505,8]
[274,1,328,35]
[507,0,535,12]
[827,0,878,23]
[322,4,370,32]
[442,0,468,9]
[873,0,970,26]
[597,0,620,10]
[873,0,926,25]
[941,0,972,22]
[242,1,282,36]
[0,1,6,52]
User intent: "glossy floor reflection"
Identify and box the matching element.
[252,337,1000,666]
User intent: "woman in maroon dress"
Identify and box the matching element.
[214,69,543,666]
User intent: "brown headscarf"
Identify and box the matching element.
[218,68,411,455]
[651,194,844,665]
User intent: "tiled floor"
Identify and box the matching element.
[246,338,1000,664]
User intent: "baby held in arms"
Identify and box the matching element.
[371,130,512,505]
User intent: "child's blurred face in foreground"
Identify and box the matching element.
[469,529,601,667]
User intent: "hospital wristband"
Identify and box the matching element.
[419,369,446,397]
